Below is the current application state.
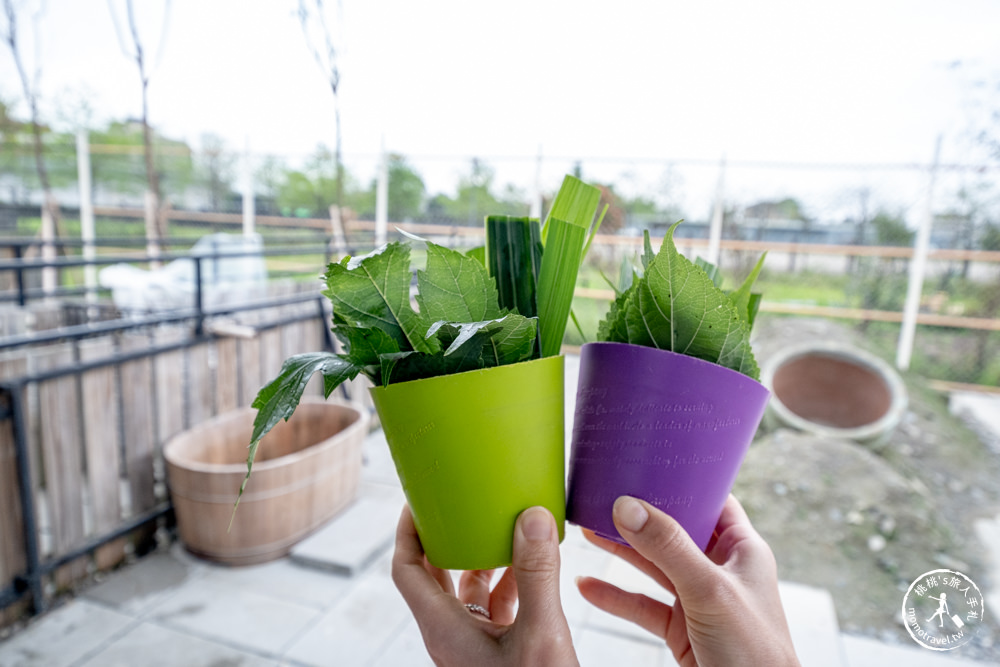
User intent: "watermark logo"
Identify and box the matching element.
[902,569,986,651]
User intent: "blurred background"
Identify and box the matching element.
[2,0,1000,664]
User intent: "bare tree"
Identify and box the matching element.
[1,0,63,290]
[107,0,171,259]
[297,0,345,246]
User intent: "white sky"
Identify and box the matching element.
[2,0,999,217]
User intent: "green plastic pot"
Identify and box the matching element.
[370,355,566,570]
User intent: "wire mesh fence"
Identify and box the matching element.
[2,140,1000,386]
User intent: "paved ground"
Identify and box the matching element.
[0,356,993,666]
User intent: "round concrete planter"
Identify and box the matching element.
[164,397,369,565]
[761,342,907,446]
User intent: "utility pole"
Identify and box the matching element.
[375,137,388,247]
[706,155,726,266]
[896,135,942,372]
[76,130,97,303]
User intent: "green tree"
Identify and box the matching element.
[872,211,914,246]
[352,154,426,221]
[385,156,425,220]
[89,120,194,201]
[0,97,77,195]
[982,223,1000,251]
[274,144,361,217]
[196,133,237,211]
[428,159,526,224]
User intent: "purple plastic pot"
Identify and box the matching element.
[566,342,770,551]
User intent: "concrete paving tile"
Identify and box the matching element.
[283,555,412,667]
[0,600,134,667]
[82,550,203,617]
[360,430,401,487]
[148,576,321,657]
[195,557,354,611]
[779,580,845,667]
[575,627,670,667]
[842,634,985,666]
[367,619,435,667]
[77,621,276,667]
[290,484,404,576]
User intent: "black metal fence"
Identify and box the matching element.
[0,239,345,623]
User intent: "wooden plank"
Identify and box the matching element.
[237,335,262,409]
[0,377,27,622]
[119,334,156,514]
[186,343,213,426]
[153,327,186,446]
[35,343,88,586]
[78,338,126,570]
[259,328,284,387]
[571,287,1000,333]
[928,379,1000,396]
[214,337,240,414]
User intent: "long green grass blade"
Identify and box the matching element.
[536,217,586,357]
[581,203,609,260]
[542,174,601,243]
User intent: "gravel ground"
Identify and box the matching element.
[738,316,1000,661]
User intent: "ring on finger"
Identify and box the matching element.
[464,603,491,620]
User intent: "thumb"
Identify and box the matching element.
[510,506,566,629]
[612,496,716,602]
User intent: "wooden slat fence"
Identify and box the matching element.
[0,301,334,626]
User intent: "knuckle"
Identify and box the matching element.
[515,546,559,579]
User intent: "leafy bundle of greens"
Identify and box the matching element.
[235,174,605,508]
[597,221,766,380]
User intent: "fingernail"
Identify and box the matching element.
[614,496,649,532]
[520,506,554,542]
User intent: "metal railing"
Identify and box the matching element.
[0,242,339,619]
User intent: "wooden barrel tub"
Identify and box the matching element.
[164,398,369,565]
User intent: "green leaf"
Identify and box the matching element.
[569,310,587,344]
[618,256,636,293]
[427,319,501,356]
[597,222,761,380]
[641,230,655,272]
[322,243,437,354]
[695,257,723,288]
[622,283,656,348]
[381,333,487,384]
[339,326,400,367]
[466,245,486,266]
[483,315,538,366]
[236,352,361,517]
[642,222,759,378]
[746,293,763,330]
[581,203,610,260]
[597,280,634,343]
[427,314,536,366]
[416,241,502,323]
[536,218,587,357]
[338,326,400,386]
[727,251,767,328]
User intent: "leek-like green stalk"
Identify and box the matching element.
[535,175,602,357]
[536,217,587,357]
[485,215,542,318]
